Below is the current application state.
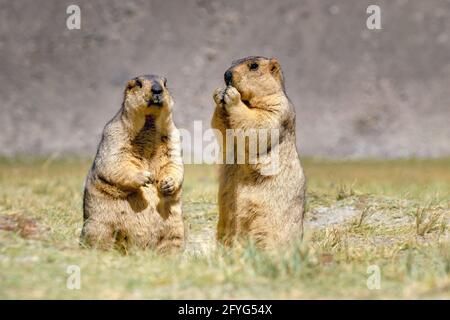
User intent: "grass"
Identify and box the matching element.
[0,157,449,299]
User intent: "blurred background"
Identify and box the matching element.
[0,0,449,158]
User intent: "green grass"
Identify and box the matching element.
[0,157,449,299]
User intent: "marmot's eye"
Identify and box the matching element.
[135,79,143,88]
[163,78,167,86]
[249,62,259,71]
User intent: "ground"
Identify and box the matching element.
[0,158,448,299]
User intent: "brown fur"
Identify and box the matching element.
[80,75,184,253]
[211,57,306,249]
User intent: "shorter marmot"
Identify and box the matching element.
[211,56,306,249]
[81,75,184,253]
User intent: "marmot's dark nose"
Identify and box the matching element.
[224,70,233,86]
[151,83,163,95]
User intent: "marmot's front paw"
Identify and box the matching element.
[133,171,155,188]
[213,87,226,106]
[158,176,177,196]
[213,86,241,108]
[222,86,241,107]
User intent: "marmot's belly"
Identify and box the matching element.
[87,184,171,230]
[227,170,301,231]
[84,184,182,250]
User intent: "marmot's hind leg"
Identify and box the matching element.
[156,230,184,254]
[80,220,115,250]
[156,204,185,254]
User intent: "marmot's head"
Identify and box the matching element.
[123,74,172,116]
[224,56,285,103]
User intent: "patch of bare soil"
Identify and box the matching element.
[0,213,48,239]
[306,206,359,229]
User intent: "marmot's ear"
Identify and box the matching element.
[269,58,284,84]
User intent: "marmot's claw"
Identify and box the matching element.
[144,171,156,184]
[135,171,155,187]
[159,177,177,196]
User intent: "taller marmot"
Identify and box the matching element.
[80,75,184,253]
[211,56,306,249]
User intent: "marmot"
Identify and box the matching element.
[80,75,184,253]
[211,56,306,249]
